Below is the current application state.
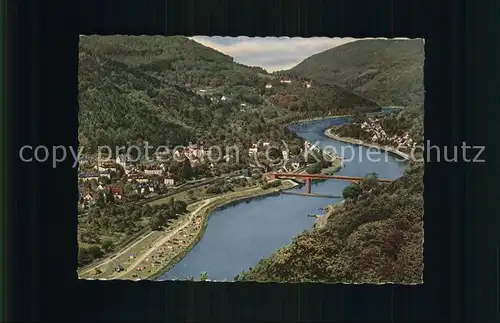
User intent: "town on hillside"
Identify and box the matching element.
[77,138,342,211]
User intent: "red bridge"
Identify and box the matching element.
[265,172,394,194]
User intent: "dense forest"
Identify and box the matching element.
[78,36,380,152]
[289,39,424,107]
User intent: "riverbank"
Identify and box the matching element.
[286,106,399,126]
[287,114,354,126]
[324,128,410,161]
[138,180,298,281]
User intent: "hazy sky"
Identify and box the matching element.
[190,36,357,72]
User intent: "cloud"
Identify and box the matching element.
[189,36,358,72]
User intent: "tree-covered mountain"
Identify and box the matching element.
[78,36,380,151]
[288,39,424,107]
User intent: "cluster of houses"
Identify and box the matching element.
[78,160,119,182]
[77,153,179,207]
[247,142,282,157]
[172,143,210,166]
[170,143,238,166]
[79,184,124,207]
[360,118,417,150]
[266,79,311,88]
[247,141,306,172]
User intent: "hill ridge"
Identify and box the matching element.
[289,39,424,107]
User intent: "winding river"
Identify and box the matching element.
[158,111,407,281]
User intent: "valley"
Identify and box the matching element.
[77,36,424,283]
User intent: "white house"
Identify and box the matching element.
[221,96,227,101]
[248,147,258,156]
[100,169,112,179]
[116,154,128,167]
[78,172,99,182]
[265,84,272,89]
[127,171,149,183]
[79,156,90,165]
[134,177,149,183]
[164,178,175,186]
[155,152,170,162]
[144,166,163,176]
[282,150,289,160]
[98,162,116,172]
[124,166,138,175]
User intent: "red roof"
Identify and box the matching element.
[109,186,123,194]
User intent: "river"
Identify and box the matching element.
[158,112,407,281]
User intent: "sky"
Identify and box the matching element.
[189,36,358,72]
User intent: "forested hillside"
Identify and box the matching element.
[236,162,424,284]
[289,39,424,107]
[334,106,424,146]
[78,36,380,151]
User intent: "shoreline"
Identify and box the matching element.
[323,128,410,161]
[147,180,299,281]
[286,106,397,126]
[286,114,355,126]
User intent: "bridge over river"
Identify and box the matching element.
[265,172,394,195]
[159,113,406,281]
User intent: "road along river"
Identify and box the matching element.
[158,113,407,281]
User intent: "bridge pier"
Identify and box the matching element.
[305,177,311,193]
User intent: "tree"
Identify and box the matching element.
[342,183,363,200]
[149,213,166,230]
[124,183,134,195]
[141,204,152,217]
[79,230,101,244]
[102,239,114,252]
[89,246,103,258]
[78,247,93,266]
[361,172,379,191]
[200,271,209,281]
[306,162,322,174]
[95,192,106,208]
[174,157,194,180]
[105,189,115,203]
